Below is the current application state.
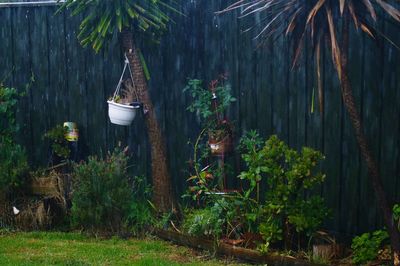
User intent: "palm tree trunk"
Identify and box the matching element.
[121,30,175,213]
[339,18,400,266]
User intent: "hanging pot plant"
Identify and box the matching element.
[107,55,141,126]
[208,120,233,155]
[184,76,236,156]
[107,100,140,126]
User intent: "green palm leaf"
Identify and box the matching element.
[58,0,178,52]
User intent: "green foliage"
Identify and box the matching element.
[183,205,224,239]
[185,163,234,201]
[183,78,236,122]
[238,130,264,199]
[44,125,70,160]
[239,134,329,250]
[126,175,155,236]
[183,133,329,253]
[0,86,19,139]
[351,230,389,265]
[183,198,234,240]
[0,85,28,191]
[393,204,400,221]
[58,0,179,52]
[0,142,28,190]
[394,204,400,230]
[71,149,133,233]
[258,213,282,252]
[183,77,236,198]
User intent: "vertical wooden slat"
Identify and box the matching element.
[103,37,124,153]
[322,47,343,232]
[85,48,106,156]
[64,12,88,159]
[379,20,400,206]
[29,7,50,166]
[0,8,13,84]
[339,27,363,235]
[359,35,381,232]
[271,35,290,143]
[12,7,34,163]
[47,7,68,126]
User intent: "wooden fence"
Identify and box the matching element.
[1,1,399,236]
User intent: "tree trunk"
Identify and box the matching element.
[121,30,175,213]
[339,18,400,266]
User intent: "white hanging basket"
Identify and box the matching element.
[107,101,140,126]
[107,54,141,126]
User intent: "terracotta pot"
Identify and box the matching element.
[208,133,233,155]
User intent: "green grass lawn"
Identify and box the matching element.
[0,231,247,266]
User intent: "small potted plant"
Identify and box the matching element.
[107,79,141,126]
[184,76,236,155]
[208,120,233,155]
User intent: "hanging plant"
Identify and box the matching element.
[107,55,141,126]
[184,76,236,155]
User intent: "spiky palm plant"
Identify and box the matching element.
[219,0,400,264]
[58,0,179,212]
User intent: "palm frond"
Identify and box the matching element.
[57,0,180,52]
[218,0,400,113]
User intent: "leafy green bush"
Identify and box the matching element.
[0,142,28,189]
[351,230,389,264]
[393,204,400,230]
[71,149,153,234]
[126,175,155,236]
[0,85,28,191]
[44,125,70,160]
[183,133,329,252]
[239,134,329,251]
[183,78,236,121]
[0,86,20,138]
[183,198,229,239]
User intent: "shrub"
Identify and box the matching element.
[239,134,329,251]
[351,230,389,264]
[393,204,400,230]
[44,125,70,161]
[71,149,133,234]
[0,85,28,191]
[126,175,155,236]
[183,198,228,239]
[0,142,28,190]
[0,86,20,138]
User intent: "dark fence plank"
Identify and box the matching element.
[12,7,34,162]
[64,12,88,158]
[0,8,13,84]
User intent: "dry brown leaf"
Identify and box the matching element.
[326,6,342,80]
[340,0,346,15]
[291,32,305,69]
[361,23,375,38]
[286,7,302,35]
[363,0,377,21]
[306,0,326,25]
[375,0,400,22]
[348,0,359,30]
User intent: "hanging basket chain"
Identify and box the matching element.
[125,53,140,103]
[112,54,140,103]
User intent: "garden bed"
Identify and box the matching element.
[154,228,323,266]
